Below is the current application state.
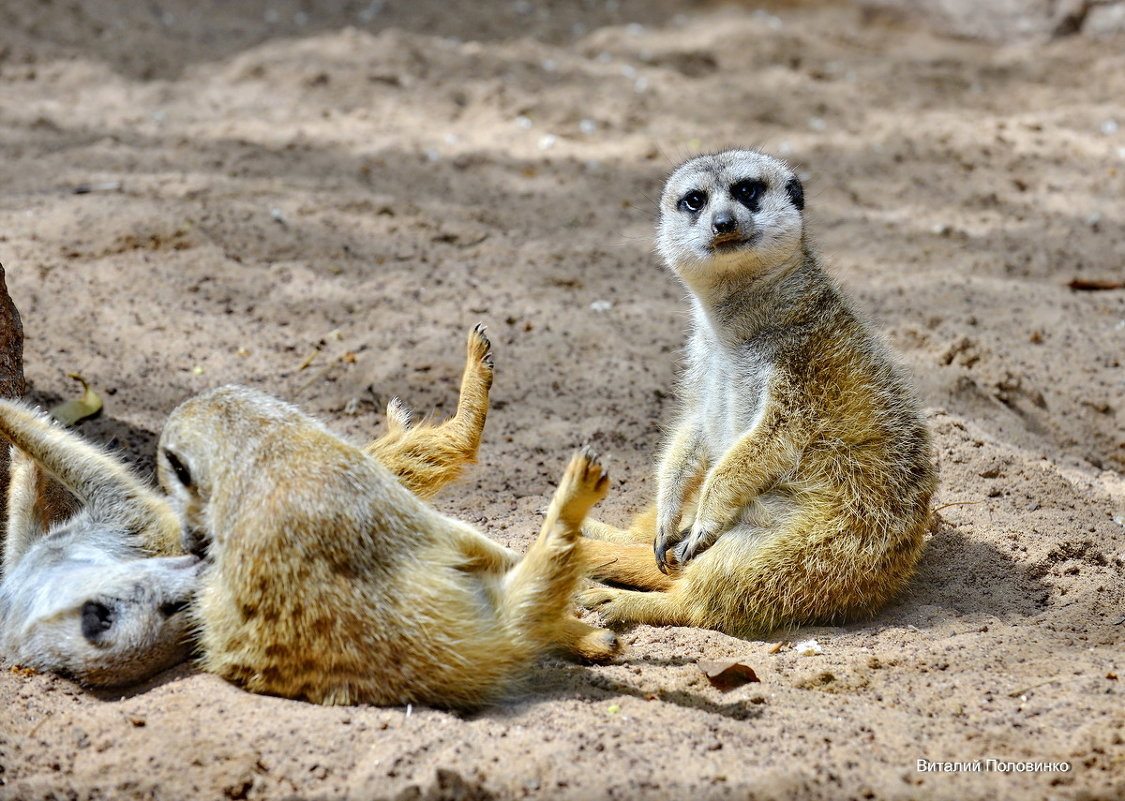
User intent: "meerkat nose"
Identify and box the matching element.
[711,212,736,235]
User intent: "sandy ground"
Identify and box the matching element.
[1,1,1124,799]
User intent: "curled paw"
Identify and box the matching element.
[572,625,622,662]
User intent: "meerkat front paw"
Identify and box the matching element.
[674,520,719,564]
[653,523,687,574]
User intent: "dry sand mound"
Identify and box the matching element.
[1,2,1122,800]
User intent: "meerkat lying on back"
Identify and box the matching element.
[580,150,936,636]
[0,401,199,686]
[0,326,514,687]
[157,331,617,708]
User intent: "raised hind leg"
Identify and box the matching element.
[366,323,493,498]
[501,448,620,659]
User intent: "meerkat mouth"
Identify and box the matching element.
[710,233,756,252]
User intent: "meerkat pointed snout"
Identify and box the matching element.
[579,149,936,637]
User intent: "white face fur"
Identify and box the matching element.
[657,150,806,286]
[0,520,201,687]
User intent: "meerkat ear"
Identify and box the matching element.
[785,176,804,211]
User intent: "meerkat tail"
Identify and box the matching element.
[0,400,182,556]
[500,448,609,644]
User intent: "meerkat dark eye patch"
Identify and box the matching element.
[81,600,114,641]
[160,599,190,617]
[731,179,766,211]
[678,190,707,214]
[163,449,192,487]
[785,176,804,211]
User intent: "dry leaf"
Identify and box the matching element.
[699,660,760,691]
[768,641,787,654]
[49,374,103,425]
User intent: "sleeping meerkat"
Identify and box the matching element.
[157,385,617,708]
[0,326,510,687]
[0,401,200,687]
[579,149,936,636]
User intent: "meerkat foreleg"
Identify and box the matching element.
[653,424,708,571]
[4,447,47,572]
[365,324,493,499]
[675,398,810,564]
[0,400,182,556]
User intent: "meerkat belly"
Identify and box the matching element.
[697,350,773,461]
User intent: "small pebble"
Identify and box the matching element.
[794,639,823,656]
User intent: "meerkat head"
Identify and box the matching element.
[0,541,202,686]
[157,431,209,558]
[157,385,306,558]
[657,149,805,289]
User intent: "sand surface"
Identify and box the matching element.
[1,2,1123,799]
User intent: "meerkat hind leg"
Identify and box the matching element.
[576,538,674,592]
[581,505,659,544]
[502,448,613,650]
[554,615,620,662]
[580,584,691,628]
[366,324,493,499]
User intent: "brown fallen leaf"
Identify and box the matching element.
[1067,278,1125,291]
[49,373,102,425]
[699,660,760,691]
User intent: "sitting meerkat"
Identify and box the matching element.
[157,389,617,707]
[0,326,505,687]
[579,149,936,636]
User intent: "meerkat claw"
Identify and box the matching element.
[654,538,671,574]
